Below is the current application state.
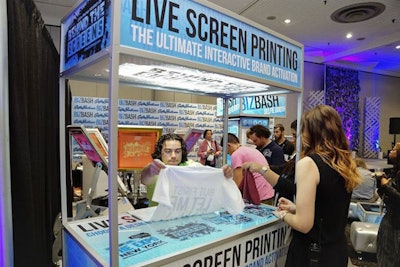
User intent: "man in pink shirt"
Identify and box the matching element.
[223,133,275,205]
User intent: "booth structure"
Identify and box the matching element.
[59,0,303,266]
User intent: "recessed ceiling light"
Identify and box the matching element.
[284,19,291,24]
[346,33,353,39]
[396,45,400,49]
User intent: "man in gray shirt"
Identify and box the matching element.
[352,158,377,201]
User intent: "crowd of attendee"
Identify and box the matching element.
[141,104,398,267]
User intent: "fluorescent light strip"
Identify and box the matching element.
[118,63,270,94]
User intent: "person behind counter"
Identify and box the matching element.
[141,133,233,207]
[274,105,361,267]
[197,129,222,167]
[376,142,400,267]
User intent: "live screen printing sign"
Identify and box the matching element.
[120,0,303,89]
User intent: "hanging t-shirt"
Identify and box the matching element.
[151,165,244,221]
[239,170,261,205]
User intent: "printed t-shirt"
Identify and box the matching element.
[151,165,244,220]
[146,160,198,207]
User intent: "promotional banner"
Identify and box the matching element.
[120,0,302,89]
[217,95,287,117]
[62,0,111,70]
[71,96,223,160]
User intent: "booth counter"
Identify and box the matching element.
[64,205,289,267]
[58,0,303,266]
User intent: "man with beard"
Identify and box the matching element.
[248,124,285,167]
[273,123,295,161]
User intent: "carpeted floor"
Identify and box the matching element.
[346,220,378,267]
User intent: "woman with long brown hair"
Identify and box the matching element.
[275,105,361,267]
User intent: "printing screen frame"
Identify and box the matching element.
[117,125,163,170]
[86,128,108,159]
[183,128,204,153]
[67,125,109,172]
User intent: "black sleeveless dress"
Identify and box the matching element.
[285,154,351,267]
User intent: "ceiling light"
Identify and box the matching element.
[396,45,400,50]
[284,19,291,24]
[346,33,353,39]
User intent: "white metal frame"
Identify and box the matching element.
[59,0,304,266]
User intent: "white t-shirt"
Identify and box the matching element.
[151,165,244,221]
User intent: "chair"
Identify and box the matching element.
[350,221,379,254]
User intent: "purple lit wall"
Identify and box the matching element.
[325,66,361,151]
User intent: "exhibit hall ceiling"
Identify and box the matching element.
[35,0,400,78]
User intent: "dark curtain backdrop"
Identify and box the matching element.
[7,0,64,266]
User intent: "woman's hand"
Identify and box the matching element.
[222,165,233,179]
[276,197,296,214]
[376,172,388,187]
[380,177,390,186]
[242,162,263,173]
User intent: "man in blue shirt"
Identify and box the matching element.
[248,124,285,166]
